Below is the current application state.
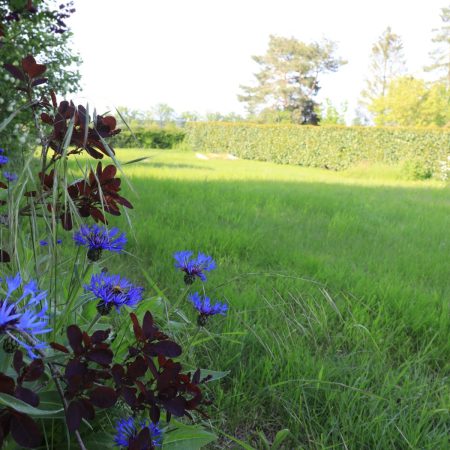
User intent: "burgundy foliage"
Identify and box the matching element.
[51,312,208,433]
[41,99,121,159]
[0,351,44,448]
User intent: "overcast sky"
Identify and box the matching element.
[68,0,448,120]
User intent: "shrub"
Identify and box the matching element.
[186,122,450,176]
[112,126,186,149]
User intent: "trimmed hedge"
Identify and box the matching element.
[186,122,450,175]
[112,127,186,149]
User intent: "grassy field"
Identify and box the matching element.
[95,149,449,448]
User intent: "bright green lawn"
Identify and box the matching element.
[99,149,449,449]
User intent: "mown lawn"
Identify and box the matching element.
[94,149,449,448]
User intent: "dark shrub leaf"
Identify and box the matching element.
[14,386,39,407]
[0,374,15,395]
[3,63,26,81]
[13,351,24,374]
[89,386,117,408]
[0,250,10,263]
[50,342,69,353]
[91,329,110,344]
[86,348,113,366]
[22,359,44,382]
[66,400,83,432]
[147,341,182,358]
[164,396,187,416]
[79,399,95,421]
[10,412,41,448]
[142,311,154,338]
[67,325,83,353]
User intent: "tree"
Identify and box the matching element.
[425,5,450,89]
[360,26,406,111]
[370,76,450,127]
[319,99,348,125]
[152,103,175,126]
[238,35,346,125]
[0,0,81,159]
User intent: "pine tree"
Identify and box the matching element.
[238,35,345,124]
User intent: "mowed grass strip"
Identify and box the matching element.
[86,149,450,448]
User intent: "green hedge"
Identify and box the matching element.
[186,122,450,175]
[112,127,186,149]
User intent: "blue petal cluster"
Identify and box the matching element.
[74,225,127,253]
[114,417,162,448]
[0,151,8,165]
[40,239,62,246]
[3,171,17,182]
[85,273,143,312]
[174,251,216,283]
[0,273,51,358]
[189,292,228,316]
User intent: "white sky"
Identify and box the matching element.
[68,0,448,120]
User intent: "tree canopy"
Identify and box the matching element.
[359,26,406,120]
[425,5,450,88]
[238,35,346,124]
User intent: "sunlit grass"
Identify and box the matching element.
[77,149,449,448]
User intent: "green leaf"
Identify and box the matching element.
[82,432,114,446]
[163,426,216,449]
[199,369,230,382]
[272,429,291,449]
[0,393,64,418]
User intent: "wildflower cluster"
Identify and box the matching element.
[0,274,51,358]
[174,251,228,326]
[74,224,127,261]
[114,418,162,449]
[0,7,228,449]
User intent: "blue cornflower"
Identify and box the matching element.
[0,155,8,165]
[114,417,162,449]
[0,273,51,358]
[74,225,127,261]
[85,273,143,315]
[174,251,216,284]
[0,148,4,154]
[40,239,62,246]
[189,292,228,326]
[3,172,17,182]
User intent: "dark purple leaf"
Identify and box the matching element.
[10,412,41,448]
[127,356,147,379]
[89,386,117,408]
[164,396,187,416]
[86,348,113,366]
[79,399,95,421]
[13,351,24,374]
[0,250,10,263]
[121,386,137,408]
[66,400,82,432]
[146,341,182,358]
[91,329,110,344]
[142,311,154,338]
[50,342,69,353]
[0,373,15,395]
[22,359,44,382]
[3,64,25,81]
[31,77,48,87]
[67,325,83,353]
[14,386,39,407]
[150,404,160,423]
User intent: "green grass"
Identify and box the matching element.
[95,149,449,448]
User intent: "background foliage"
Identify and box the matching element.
[186,122,450,177]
